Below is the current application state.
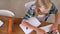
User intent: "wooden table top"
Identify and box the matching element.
[0,15,60,34]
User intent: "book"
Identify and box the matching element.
[19,17,59,34]
[19,17,41,34]
[40,24,59,34]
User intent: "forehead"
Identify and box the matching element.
[38,0,45,6]
[38,0,43,5]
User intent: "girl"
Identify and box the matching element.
[21,0,59,34]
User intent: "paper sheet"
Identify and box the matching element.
[39,24,59,34]
[19,17,59,34]
[19,17,41,34]
[40,24,53,32]
[20,24,59,34]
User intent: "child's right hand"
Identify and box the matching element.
[36,28,47,34]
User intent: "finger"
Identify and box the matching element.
[44,32,47,34]
[52,30,56,34]
[44,33,47,34]
[52,32,56,34]
[49,28,56,32]
[49,28,53,32]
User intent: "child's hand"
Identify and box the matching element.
[36,28,47,34]
[52,30,56,34]
[50,24,58,34]
[50,24,58,31]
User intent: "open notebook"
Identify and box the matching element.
[19,17,59,34]
[20,17,41,34]
[40,24,59,34]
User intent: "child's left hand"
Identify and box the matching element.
[50,23,58,34]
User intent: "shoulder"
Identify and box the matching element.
[25,1,36,9]
[49,3,58,14]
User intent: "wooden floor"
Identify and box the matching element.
[0,15,60,34]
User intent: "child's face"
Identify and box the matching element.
[39,6,49,14]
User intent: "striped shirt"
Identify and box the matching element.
[22,3,58,21]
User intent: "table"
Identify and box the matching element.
[0,15,60,34]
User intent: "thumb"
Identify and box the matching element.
[44,32,47,34]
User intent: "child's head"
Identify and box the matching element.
[34,0,52,16]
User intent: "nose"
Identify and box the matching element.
[40,9,47,13]
[40,10,48,14]
[39,6,48,14]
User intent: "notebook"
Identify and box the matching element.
[19,17,41,34]
[19,17,59,34]
[39,24,59,34]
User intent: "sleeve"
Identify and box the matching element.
[25,1,35,9]
[49,3,58,14]
[22,5,35,20]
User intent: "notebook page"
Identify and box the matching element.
[19,17,41,34]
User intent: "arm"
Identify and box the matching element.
[22,20,38,31]
[50,11,59,34]
[50,11,59,32]
[21,20,46,34]
[49,3,59,26]
[53,11,59,29]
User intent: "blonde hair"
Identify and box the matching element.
[34,0,52,17]
[41,0,52,9]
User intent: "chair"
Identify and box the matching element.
[0,10,15,17]
[0,10,15,34]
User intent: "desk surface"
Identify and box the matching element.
[13,22,60,34]
[0,15,60,34]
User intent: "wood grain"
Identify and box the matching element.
[0,15,60,34]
